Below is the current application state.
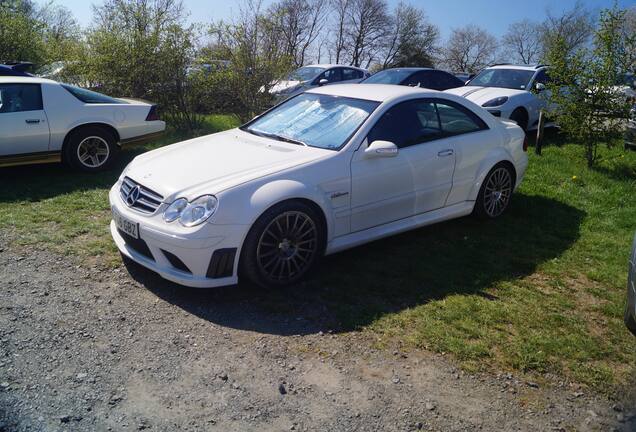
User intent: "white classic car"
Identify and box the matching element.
[445,64,551,131]
[110,84,528,288]
[0,76,165,171]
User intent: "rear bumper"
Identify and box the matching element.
[120,129,166,146]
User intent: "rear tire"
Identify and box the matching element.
[509,108,528,132]
[473,163,514,219]
[240,200,325,288]
[65,126,118,172]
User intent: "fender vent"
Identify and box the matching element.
[206,248,236,279]
[161,249,191,274]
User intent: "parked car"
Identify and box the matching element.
[0,76,165,171]
[0,62,33,77]
[445,64,551,131]
[626,105,636,151]
[360,67,464,91]
[626,233,636,336]
[110,84,528,288]
[269,64,369,102]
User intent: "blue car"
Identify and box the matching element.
[0,63,32,77]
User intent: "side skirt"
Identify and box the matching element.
[0,151,61,168]
[325,201,474,255]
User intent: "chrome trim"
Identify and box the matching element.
[119,177,163,214]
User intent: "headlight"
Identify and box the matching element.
[482,96,509,107]
[163,197,188,223]
[163,195,218,227]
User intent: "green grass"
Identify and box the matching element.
[0,123,634,392]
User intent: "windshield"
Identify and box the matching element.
[362,69,414,84]
[468,69,535,90]
[287,66,325,82]
[61,84,126,104]
[242,93,379,150]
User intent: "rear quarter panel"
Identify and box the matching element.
[41,83,162,150]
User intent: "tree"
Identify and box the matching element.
[81,0,204,130]
[540,1,594,60]
[545,5,633,168]
[618,6,636,72]
[268,0,326,67]
[442,24,498,73]
[501,19,541,65]
[0,0,45,64]
[380,2,438,68]
[37,2,82,63]
[345,0,390,68]
[330,0,350,64]
[210,0,293,121]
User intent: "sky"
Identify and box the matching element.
[39,0,635,39]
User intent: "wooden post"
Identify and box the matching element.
[536,110,545,155]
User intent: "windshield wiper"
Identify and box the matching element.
[244,128,308,146]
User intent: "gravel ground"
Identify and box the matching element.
[1,238,635,431]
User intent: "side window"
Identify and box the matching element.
[367,100,443,148]
[435,100,488,136]
[436,72,464,90]
[320,68,342,83]
[342,68,360,81]
[404,72,430,87]
[534,70,551,85]
[0,84,43,114]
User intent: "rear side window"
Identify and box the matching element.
[61,84,125,104]
[436,101,488,135]
[0,83,43,113]
[342,68,363,80]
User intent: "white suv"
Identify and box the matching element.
[445,64,551,131]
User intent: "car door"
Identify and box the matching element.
[350,99,456,232]
[314,68,342,87]
[0,83,50,157]
[434,99,498,205]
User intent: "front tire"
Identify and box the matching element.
[509,108,528,132]
[473,163,514,219]
[240,201,325,288]
[65,126,118,172]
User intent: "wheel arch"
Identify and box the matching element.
[468,154,517,202]
[61,123,121,162]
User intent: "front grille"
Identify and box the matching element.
[120,177,163,214]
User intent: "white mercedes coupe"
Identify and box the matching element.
[109,84,528,288]
[0,76,165,171]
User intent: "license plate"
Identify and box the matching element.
[113,207,139,239]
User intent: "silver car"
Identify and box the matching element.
[269,64,369,103]
[626,233,636,336]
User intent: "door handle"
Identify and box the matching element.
[438,149,454,157]
[25,119,40,124]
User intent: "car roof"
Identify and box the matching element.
[305,64,367,72]
[306,83,439,102]
[379,67,433,72]
[487,64,546,71]
[0,76,57,84]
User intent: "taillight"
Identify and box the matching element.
[145,105,160,121]
[523,135,528,152]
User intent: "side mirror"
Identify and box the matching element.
[535,82,546,92]
[318,78,329,86]
[365,140,398,158]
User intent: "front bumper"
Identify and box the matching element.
[109,184,247,288]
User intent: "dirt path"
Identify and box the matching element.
[0,242,634,432]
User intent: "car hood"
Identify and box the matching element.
[444,86,529,106]
[124,129,331,201]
